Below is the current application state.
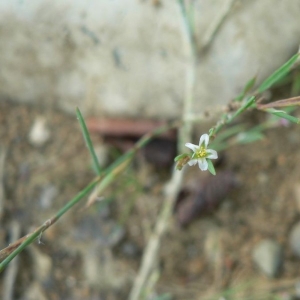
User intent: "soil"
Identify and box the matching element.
[0,99,300,300]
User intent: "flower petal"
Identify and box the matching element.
[198,158,208,171]
[185,143,198,152]
[206,149,218,159]
[199,134,209,148]
[188,159,198,166]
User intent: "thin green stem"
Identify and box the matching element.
[210,96,256,137]
[76,107,101,175]
[54,177,101,220]
[0,230,41,273]
[228,96,256,122]
[178,0,197,58]
[177,0,197,153]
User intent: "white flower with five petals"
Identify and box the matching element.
[185,134,218,171]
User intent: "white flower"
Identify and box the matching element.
[185,134,218,171]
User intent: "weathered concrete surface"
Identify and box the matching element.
[0,0,299,119]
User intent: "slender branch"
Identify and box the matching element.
[128,1,196,299]
[201,0,236,50]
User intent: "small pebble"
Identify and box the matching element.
[39,184,58,209]
[252,239,282,277]
[257,172,269,184]
[289,222,300,258]
[28,116,51,147]
[94,144,110,167]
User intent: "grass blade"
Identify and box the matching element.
[235,76,256,101]
[0,177,100,272]
[76,107,101,175]
[266,108,300,124]
[258,53,299,93]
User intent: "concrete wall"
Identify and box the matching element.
[0,0,300,119]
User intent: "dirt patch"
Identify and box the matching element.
[0,99,300,299]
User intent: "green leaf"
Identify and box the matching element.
[76,107,102,175]
[243,77,256,94]
[207,159,216,176]
[230,96,256,121]
[209,127,216,137]
[266,108,300,124]
[291,71,300,96]
[235,76,256,102]
[258,53,299,93]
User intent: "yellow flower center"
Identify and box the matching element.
[195,146,207,158]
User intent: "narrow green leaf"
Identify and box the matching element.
[243,77,256,94]
[235,76,256,102]
[207,159,216,176]
[230,96,256,121]
[258,53,299,92]
[266,108,300,124]
[209,127,216,137]
[291,71,300,96]
[76,107,101,175]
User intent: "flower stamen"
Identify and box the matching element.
[185,133,218,171]
[195,146,207,158]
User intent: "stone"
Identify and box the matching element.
[28,117,51,147]
[252,239,282,277]
[0,1,300,119]
[39,184,59,209]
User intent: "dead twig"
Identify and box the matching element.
[128,170,184,300]
[257,95,300,109]
[128,1,195,299]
